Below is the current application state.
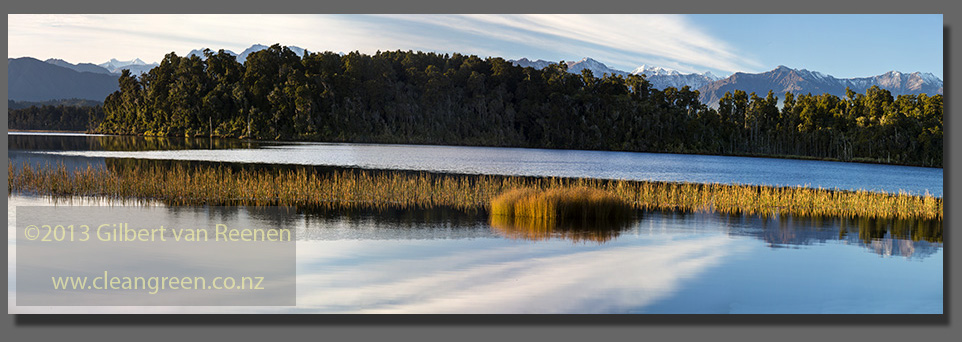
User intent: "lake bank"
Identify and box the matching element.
[57,131,943,169]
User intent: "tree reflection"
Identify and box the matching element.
[715,212,942,258]
[9,133,263,152]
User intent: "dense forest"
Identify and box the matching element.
[8,102,104,131]
[54,44,941,167]
[8,99,103,110]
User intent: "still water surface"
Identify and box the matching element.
[7,195,942,314]
[6,133,943,313]
[9,133,943,196]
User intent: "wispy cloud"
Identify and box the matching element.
[8,14,758,74]
[374,14,761,74]
[9,15,377,62]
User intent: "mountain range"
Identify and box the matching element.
[40,57,158,77]
[186,44,309,63]
[509,57,943,106]
[698,66,943,105]
[97,58,158,75]
[44,58,114,75]
[7,44,312,101]
[8,47,943,105]
[511,57,723,92]
[8,57,120,102]
[30,44,311,79]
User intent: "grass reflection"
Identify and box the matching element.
[489,213,636,244]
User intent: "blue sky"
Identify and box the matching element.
[7,14,943,79]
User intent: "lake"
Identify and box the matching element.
[9,132,943,196]
[6,133,944,314]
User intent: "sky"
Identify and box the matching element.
[7,14,944,79]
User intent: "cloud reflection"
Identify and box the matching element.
[294,236,734,313]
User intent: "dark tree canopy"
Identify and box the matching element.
[85,45,941,167]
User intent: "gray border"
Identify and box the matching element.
[3,2,956,342]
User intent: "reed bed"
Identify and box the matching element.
[490,187,634,221]
[7,162,943,221]
[488,187,635,244]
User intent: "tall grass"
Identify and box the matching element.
[488,187,635,244]
[490,187,634,221]
[7,161,942,221]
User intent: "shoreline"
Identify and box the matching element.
[59,131,945,169]
[9,129,89,134]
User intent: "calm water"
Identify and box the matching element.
[7,195,942,314]
[10,133,943,196]
[6,133,944,313]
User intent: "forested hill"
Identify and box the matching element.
[94,44,943,167]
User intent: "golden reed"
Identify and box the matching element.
[7,162,942,221]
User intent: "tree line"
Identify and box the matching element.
[80,44,942,167]
[8,102,104,131]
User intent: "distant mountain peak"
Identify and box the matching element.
[97,58,158,75]
[186,44,308,63]
[631,64,681,76]
[564,57,625,77]
[511,57,720,90]
[698,66,943,107]
[187,48,239,59]
[44,58,114,75]
[702,71,721,81]
[509,58,555,70]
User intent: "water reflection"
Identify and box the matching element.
[8,195,942,313]
[489,214,637,244]
[294,235,735,313]
[8,150,105,173]
[9,132,269,152]
[11,133,942,196]
[290,206,943,259]
[716,213,942,259]
[9,193,941,259]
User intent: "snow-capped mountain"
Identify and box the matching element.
[510,57,720,90]
[844,70,944,96]
[510,57,627,76]
[185,44,309,63]
[237,44,270,62]
[186,48,238,59]
[631,64,721,91]
[630,64,682,77]
[697,65,944,106]
[564,57,627,77]
[97,58,158,75]
[511,57,555,70]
